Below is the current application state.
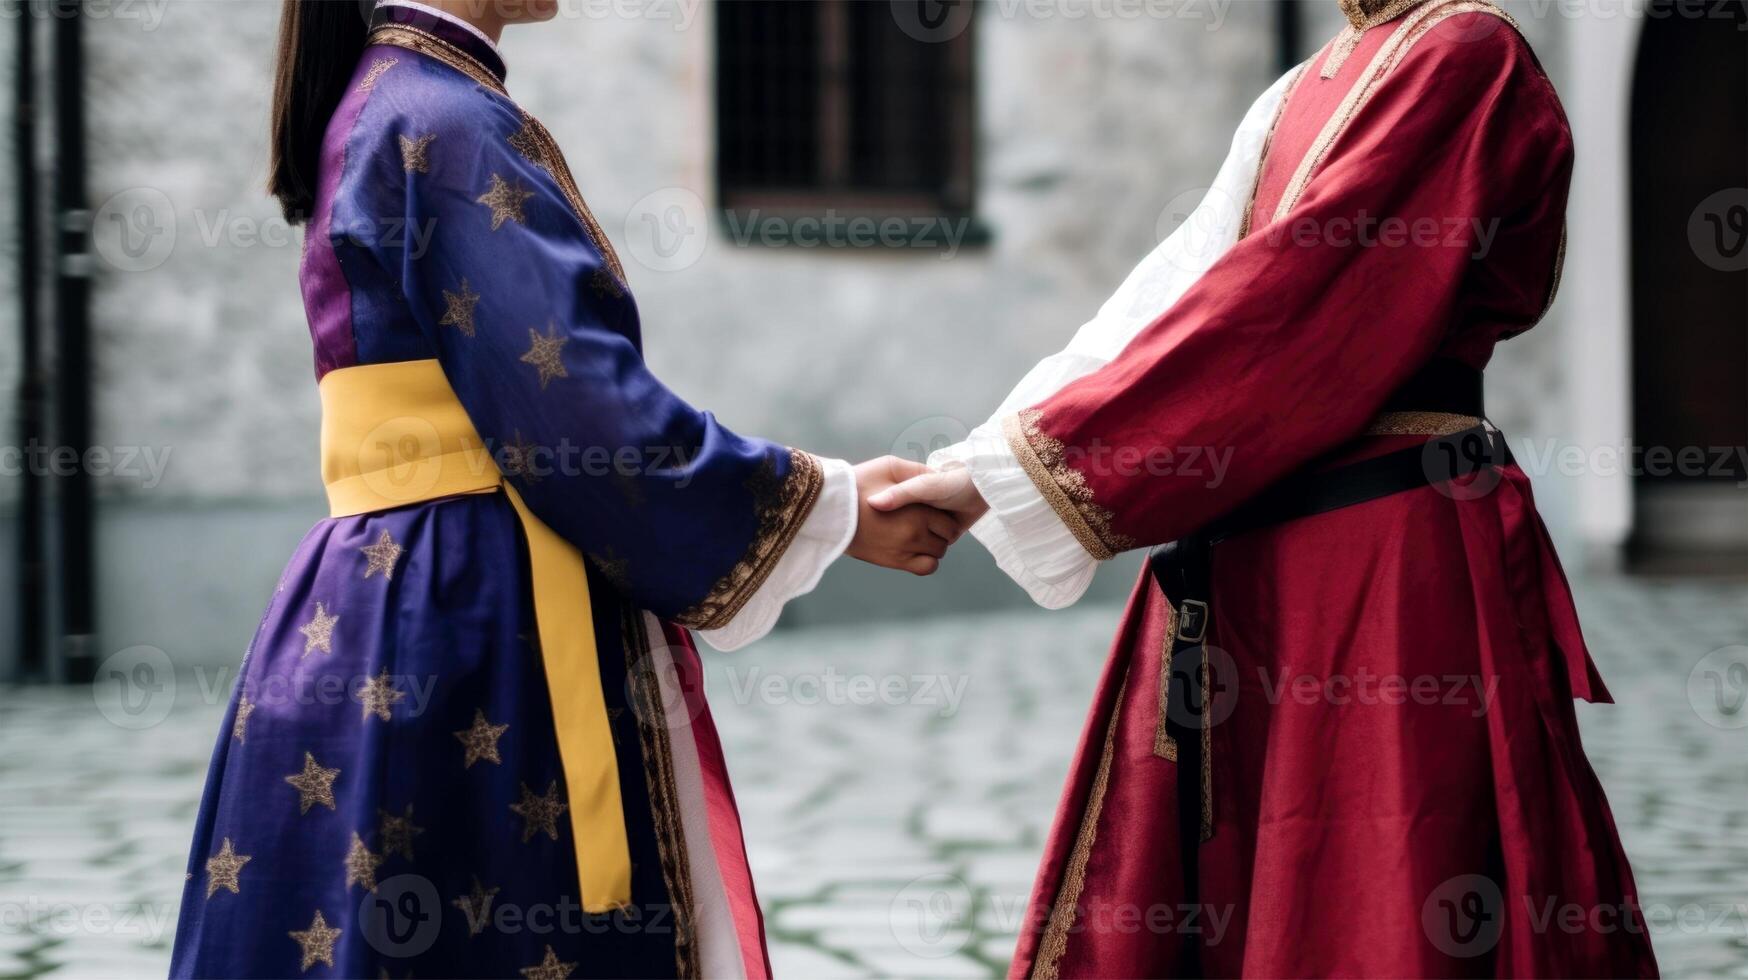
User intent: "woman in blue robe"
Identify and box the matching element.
[168,2,955,976]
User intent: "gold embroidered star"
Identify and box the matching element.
[285,752,341,814]
[454,709,509,768]
[507,116,551,172]
[358,57,398,93]
[231,693,257,743]
[288,909,342,972]
[360,530,403,580]
[476,172,534,230]
[398,132,436,173]
[356,668,407,722]
[439,278,480,338]
[204,837,251,899]
[499,430,543,484]
[520,944,576,980]
[519,322,568,389]
[343,832,384,892]
[378,805,425,861]
[451,876,500,936]
[299,602,339,657]
[510,781,568,843]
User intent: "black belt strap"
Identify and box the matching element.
[1148,418,1508,964]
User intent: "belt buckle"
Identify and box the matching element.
[1175,599,1209,644]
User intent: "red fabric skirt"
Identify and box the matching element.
[1009,442,1658,978]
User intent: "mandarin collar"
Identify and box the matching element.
[372,1,508,84]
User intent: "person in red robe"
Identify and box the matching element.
[872,0,1659,975]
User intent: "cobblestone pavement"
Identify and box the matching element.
[1,577,1744,978]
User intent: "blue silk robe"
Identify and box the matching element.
[169,7,806,977]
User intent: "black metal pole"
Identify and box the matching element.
[52,0,94,683]
[1277,0,1304,75]
[12,0,46,682]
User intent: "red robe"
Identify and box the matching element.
[1003,2,1658,976]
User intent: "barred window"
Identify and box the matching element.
[715,0,978,241]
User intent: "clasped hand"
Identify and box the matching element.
[845,457,991,575]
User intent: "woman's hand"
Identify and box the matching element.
[849,457,964,575]
[867,466,990,532]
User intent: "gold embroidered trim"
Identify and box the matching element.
[622,609,700,979]
[1153,606,1179,761]
[1322,26,1364,78]
[1239,60,1311,240]
[1003,411,1134,562]
[1032,677,1128,980]
[358,57,398,93]
[1271,0,1519,224]
[672,449,826,631]
[1338,0,1433,29]
[1365,410,1483,436]
[1538,222,1567,323]
[367,24,630,288]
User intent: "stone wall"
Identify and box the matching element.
[0,0,1591,669]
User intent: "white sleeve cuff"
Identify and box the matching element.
[698,455,858,652]
[930,427,1098,610]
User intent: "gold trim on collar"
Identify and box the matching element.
[366,23,631,289]
[1338,0,1432,29]
[1271,0,1519,224]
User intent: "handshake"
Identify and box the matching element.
[844,456,992,576]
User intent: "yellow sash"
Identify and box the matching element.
[318,358,631,913]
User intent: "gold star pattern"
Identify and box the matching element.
[510,781,568,843]
[378,805,425,861]
[519,322,568,389]
[499,430,543,484]
[356,668,407,722]
[288,909,342,972]
[454,709,509,768]
[507,116,551,173]
[204,837,251,899]
[476,173,534,230]
[398,132,436,173]
[451,876,500,936]
[360,530,403,580]
[344,832,384,892]
[231,692,257,743]
[284,752,340,814]
[358,57,398,93]
[520,944,576,980]
[299,602,339,657]
[439,278,480,338]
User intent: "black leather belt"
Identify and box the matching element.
[1147,358,1506,962]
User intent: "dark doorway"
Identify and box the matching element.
[1628,0,1748,571]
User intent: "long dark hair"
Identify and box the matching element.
[269,0,370,225]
